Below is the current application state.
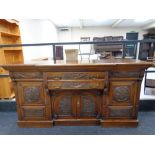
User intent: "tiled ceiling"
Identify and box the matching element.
[50,19,155,29]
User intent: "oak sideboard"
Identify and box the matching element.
[2,59,152,127]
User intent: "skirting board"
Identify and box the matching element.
[18,121,53,128]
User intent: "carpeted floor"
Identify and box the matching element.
[0,112,155,135]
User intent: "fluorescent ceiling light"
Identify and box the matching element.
[134,19,149,22]
[93,19,108,22]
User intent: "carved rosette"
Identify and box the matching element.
[113,86,130,102]
[24,87,40,103]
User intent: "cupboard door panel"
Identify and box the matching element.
[109,81,138,106]
[77,91,101,118]
[51,91,76,119]
[17,82,45,105]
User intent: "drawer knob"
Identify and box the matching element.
[54,77,61,80]
[77,101,80,106]
[90,84,98,88]
[55,86,61,89]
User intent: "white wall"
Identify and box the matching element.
[58,26,147,42]
[19,19,58,61]
[58,26,148,54]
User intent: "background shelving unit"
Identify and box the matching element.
[0,19,24,99]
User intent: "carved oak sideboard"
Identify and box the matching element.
[2,59,152,127]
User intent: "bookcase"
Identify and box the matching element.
[0,19,24,99]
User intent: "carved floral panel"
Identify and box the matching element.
[49,81,103,89]
[24,87,40,103]
[24,108,44,118]
[113,86,130,102]
[11,72,42,79]
[48,72,106,80]
[110,71,140,77]
[109,107,131,118]
[59,96,72,115]
[80,95,95,116]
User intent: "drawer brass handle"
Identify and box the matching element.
[53,77,61,80]
[73,85,82,88]
[77,101,80,106]
[90,84,98,88]
[54,85,61,89]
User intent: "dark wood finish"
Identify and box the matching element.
[2,59,152,127]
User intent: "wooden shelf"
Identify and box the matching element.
[4,50,23,64]
[3,48,22,51]
[0,19,23,99]
[0,31,20,38]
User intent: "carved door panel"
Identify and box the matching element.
[21,106,46,120]
[107,106,134,119]
[16,82,49,120]
[105,81,137,119]
[51,91,76,119]
[17,82,45,105]
[77,91,101,119]
[108,81,138,106]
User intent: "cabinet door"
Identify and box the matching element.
[77,91,101,119]
[105,81,138,119]
[16,82,50,120]
[108,81,137,106]
[17,82,45,105]
[51,91,76,119]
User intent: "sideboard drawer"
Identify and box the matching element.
[47,72,107,80]
[48,80,105,90]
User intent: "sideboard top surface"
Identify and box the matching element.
[2,58,153,72]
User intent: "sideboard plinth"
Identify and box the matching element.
[100,119,139,127]
[54,119,100,126]
[18,121,53,128]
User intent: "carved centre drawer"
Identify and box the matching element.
[48,80,105,90]
[47,72,107,90]
[47,72,107,80]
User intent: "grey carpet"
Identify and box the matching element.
[0,112,155,135]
